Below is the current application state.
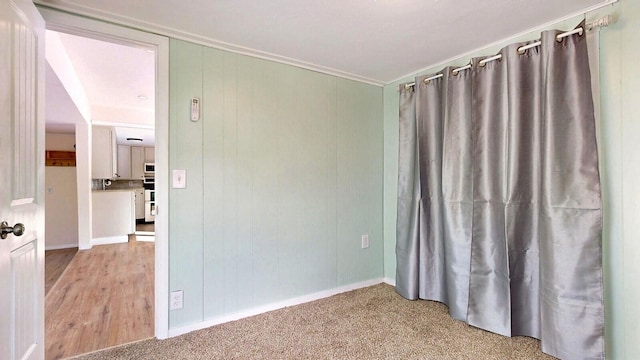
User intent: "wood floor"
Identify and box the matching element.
[136,222,155,232]
[45,240,154,360]
[45,248,78,295]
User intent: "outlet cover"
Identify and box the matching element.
[170,290,184,310]
[361,234,369,249]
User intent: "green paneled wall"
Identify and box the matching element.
[169,39,383,329]
[599,1,640,357]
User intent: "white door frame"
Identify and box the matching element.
[37,7,170,339]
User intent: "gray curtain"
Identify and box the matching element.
[396,22,604,360]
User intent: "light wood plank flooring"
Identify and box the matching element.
[136,222,155,232]
[45,248,78,296]
[45,240,154,360]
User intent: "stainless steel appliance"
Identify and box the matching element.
[144,189,155,222]
[144,162,155,174]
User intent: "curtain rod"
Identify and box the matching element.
[402,15,612,90]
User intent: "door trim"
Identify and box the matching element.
[37,7,170,339]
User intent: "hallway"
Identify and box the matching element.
[45,240,154,359]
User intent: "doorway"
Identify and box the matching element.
[40,7,169,358]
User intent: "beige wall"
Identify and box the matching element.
[45,133,78,249]
[46,133,75,151]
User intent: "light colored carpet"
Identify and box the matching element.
[72,283,556,360]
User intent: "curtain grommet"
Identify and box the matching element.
[479,54,503,67]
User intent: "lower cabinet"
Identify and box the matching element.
[135,189,145,220]
[92,190,135,245]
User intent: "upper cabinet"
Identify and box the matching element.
[92,126,118,179]
[144,147,154,163]
[115,145,154,180]
[131,146,145,180]
[117,145,132,179]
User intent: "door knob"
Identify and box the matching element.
[1,221,25,239]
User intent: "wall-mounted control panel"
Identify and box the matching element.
[191,97,200,122]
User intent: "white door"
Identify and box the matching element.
[0,0,46,359]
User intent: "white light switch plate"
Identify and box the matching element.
[173,169,186,189]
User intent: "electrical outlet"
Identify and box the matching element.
[361,234,369,249]
[170,290,183,310]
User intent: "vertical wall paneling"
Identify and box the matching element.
[335,79,357,286]
[598,7,624,358]
[170,39,383,330]
[169,39,205,327]
[250,59,282,305]
[235,54,254,311]
[382,84,400,282]
[617,1,640,357]
[326,77,339,289]
[202,47,226,318]
[302,70,332,291]
[222,52,239,314]
[365,84,385,280]
[276,65,304,299]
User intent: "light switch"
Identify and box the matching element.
[173,169,186,189]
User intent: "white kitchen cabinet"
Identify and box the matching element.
[135,188,145,220]
[92,126,118,179]
[131,146,145,180]
[92,190,135,245]
[117,144,131,179]
[116,145,152,180]
[144,147,155,163]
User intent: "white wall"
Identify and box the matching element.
[45,167,78,249]
[45,133,78,249]
[45,132,75,151]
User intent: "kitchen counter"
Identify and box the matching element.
[92,190,135,245]
[92,189,139,192]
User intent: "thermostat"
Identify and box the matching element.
[191,97,200,122]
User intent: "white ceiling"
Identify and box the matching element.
[36,0,612,85]
[45,30,155,145]
[54,31,155,126]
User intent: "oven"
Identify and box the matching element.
[144,189,155,222]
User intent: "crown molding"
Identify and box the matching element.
[34,1,385,87]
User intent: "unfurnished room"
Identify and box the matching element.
[1,1,639,359]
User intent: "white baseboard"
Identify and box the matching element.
[135,235,155,242]
[384,277,396,286]
[45,243,78,251]
[168,278,386,338]
[91,235,128,246]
